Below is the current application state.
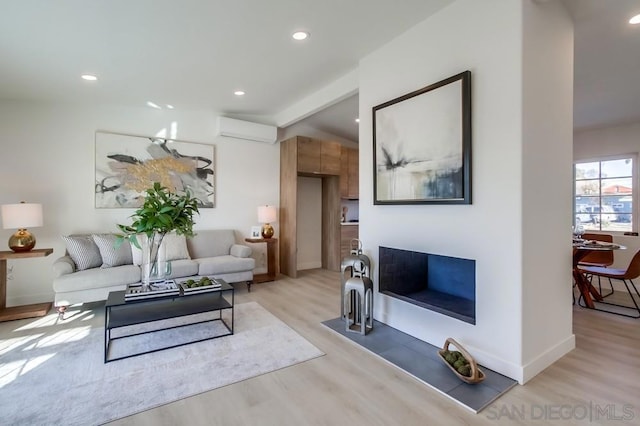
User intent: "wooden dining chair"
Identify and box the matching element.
[577,249,640,318]
[578,233,615,297]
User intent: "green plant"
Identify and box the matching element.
[117,182,200,249]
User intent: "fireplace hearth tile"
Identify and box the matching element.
[478,368,519,393]
[404,338,445,363]
[447,383,501,410]
[322,316,414,353]
[379,346,461,392]
[321,317,516,413]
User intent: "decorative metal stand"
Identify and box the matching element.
[341,239,373,335]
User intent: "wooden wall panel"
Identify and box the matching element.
[279,137,298,278]
[322,176,341,271]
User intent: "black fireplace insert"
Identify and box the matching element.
[378,246,476,324]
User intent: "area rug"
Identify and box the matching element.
[0,302,324,425]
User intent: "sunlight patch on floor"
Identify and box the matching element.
[0,353,56,388]
[14,313,62,331]
[14,309,95,332]
[0,334,43,356]
[23,326,91,350]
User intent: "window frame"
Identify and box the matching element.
[573,153,638,234]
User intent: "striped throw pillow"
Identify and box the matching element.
[62,235,103,271]
[92,234,133,268]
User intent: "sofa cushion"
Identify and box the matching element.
[166,259,199,279]
[131,233,191,265]
[187,230,236,258]
[62,235,102,271]
[92,234,133,268]
[52,264,141,293]
[197,255,255,276]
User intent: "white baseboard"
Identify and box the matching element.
[376,307,575,385]
[521,334,575,383]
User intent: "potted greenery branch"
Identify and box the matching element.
[117,182,200,287]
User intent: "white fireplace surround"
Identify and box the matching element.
[358,0,575,385]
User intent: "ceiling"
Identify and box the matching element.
[1,1,639,143]
[0,0,452,117]
[301,0,640,142]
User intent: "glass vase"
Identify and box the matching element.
[140,233,171,289]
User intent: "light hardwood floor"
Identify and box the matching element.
[109,269,640,425]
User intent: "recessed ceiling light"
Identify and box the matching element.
[81,74,98,81]
[292,31,309,41]
[630,14,640,24]
[234,90,245,96]
[355,118,360,123]
[146,101,161,109]
[166,104,174,109]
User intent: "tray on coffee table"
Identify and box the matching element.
[176,276,225,295]
[124,280,180,300]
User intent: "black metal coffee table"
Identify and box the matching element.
[104,280,234,363]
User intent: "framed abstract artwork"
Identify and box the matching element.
[95,131,215,208]
[373,70,472,205]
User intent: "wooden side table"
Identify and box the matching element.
[244,238,278,283]
[0,248,54,322]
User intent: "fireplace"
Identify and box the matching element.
[378,246,476,324]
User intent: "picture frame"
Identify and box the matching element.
[373,70,472,205]
[250,226,262,239]
[95,131,215,208]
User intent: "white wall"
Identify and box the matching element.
[574,121,640,160]
[341,199,359,222]
[0,100,280,306]
[359,0,573,383]
[521,0,575,382]
[574,121,640,268]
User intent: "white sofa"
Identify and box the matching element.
[52,229,255,314]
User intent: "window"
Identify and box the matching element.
[574,156,636,232]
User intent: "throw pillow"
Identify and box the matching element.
[62,235,102,271]
[162,233,191,261]
[92,234,133,268]
[129,233,191,264]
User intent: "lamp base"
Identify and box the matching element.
[9,229,36,252]
[261,223,274,239]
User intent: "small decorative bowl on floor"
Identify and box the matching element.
[438,337,485,384]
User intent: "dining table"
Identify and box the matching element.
[572,239,625,308]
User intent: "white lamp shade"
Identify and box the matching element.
[1,203,43,229]
[257,205,277,223]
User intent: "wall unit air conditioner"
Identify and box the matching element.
[215,116,277,144]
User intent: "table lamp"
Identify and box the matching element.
[257,205,277,239]
[1,202,43,252]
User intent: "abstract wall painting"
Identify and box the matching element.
[95,131,215,208]
[373,71,472,205]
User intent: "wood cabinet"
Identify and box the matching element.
[296,137,319,174]
[297,137,341,176]
[321,141,341,175]
[340,146,359,199]
[280,136,341,278]
[340,225,359,260]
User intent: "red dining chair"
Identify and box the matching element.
[577,249,640,318]
[578,233,615,297]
